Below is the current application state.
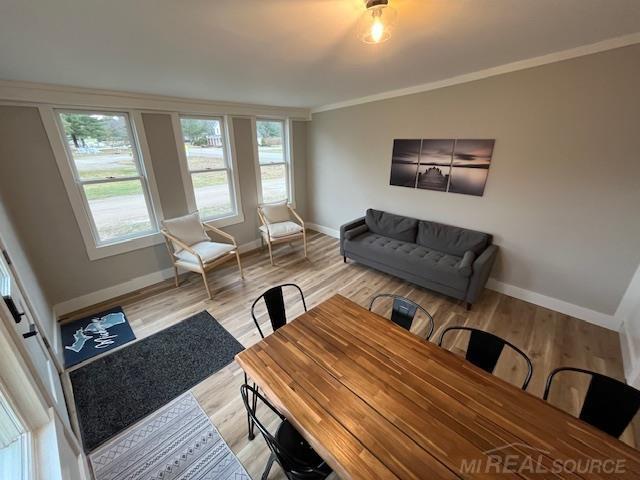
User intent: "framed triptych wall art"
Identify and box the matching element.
[390,139,495,196]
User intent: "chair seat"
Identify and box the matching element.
[260,221,303,239]
[175,241,235,265]
[276,420,331,478]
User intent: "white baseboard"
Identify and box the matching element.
[308,221,618,331]
[486,279,618,331]
[54,267,177,317]
[307,222,339,238]
[53,238,262,318]
[236,239,262,254]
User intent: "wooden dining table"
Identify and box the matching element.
[235,294,640,479]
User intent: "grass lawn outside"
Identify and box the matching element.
[78,148,288,202]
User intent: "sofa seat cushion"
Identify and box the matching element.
[259,221,303,239]
[344,233,471,290]
[365,209,418,243]
[175,241,235,265]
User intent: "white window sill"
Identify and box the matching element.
[86,232,164,261]
[201,212,245,229]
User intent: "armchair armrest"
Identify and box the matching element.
[465,244,499,304]
[340,216,366,255]
[256,208,271,237]
[287,205,305,228]
[203,223,237,247]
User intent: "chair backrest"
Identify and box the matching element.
[240,385,328,478]
[368,294,435,340]
[251,283,307,338]
[161,212,209,250]
[438,326,533,390]
[240,385,300,471]
[543,367,640,438]
[259,202,291,225]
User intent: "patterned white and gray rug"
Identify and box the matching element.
[89,392,250,480]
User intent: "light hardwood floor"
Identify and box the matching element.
[61,231,637,479]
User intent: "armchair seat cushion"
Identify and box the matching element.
[259,221,303,239]
[175,241,235,265]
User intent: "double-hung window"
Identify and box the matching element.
[255,119,292,204]
[54,110,160,250]
[177,116,241,223]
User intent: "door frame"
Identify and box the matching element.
[0,237,64,372]
[0,301,88,479]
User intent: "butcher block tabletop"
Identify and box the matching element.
[236,294,640,479]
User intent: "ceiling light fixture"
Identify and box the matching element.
[359,0,398,44]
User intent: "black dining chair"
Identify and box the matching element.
[251,283,307,339]
[368,294,435,340]
[245,283,307,441]
[543,367,640,438]
[240,384,332,480]
[438,326,533,390]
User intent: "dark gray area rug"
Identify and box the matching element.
[70,311,244,452]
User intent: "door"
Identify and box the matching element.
[0,250,70,430]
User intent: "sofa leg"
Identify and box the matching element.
[343,255,347,263]
[465,302,471,311]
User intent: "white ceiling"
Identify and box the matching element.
[0,0,639,109]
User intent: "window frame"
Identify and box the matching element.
[173,114,244,227]
[252,117,295,206]
[40,106,165,260]
[0,388,30,480]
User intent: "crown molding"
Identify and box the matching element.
[0,80,311,120]
[311,32,640,114]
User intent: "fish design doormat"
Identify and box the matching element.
[61,306,135,368]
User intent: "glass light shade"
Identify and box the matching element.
[359,4,398,44]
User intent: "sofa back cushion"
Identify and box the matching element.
[365,209,418,243]
[417,220,490,256]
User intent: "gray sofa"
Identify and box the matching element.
[340,209,498,309]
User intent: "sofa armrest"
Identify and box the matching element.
[344,224,369,241]
[457,251,476,276]
[465,244,499,304]
[340,216,366,254]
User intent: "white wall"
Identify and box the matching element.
[0,197,58,356]
[306,44,640,325]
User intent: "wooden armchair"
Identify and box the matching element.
[161,212,243,299]
[257,203,307,265]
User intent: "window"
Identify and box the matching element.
[255,119,291,204]
[0,391,28,480]
[178,116,240,222]
[55,110,159,245]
